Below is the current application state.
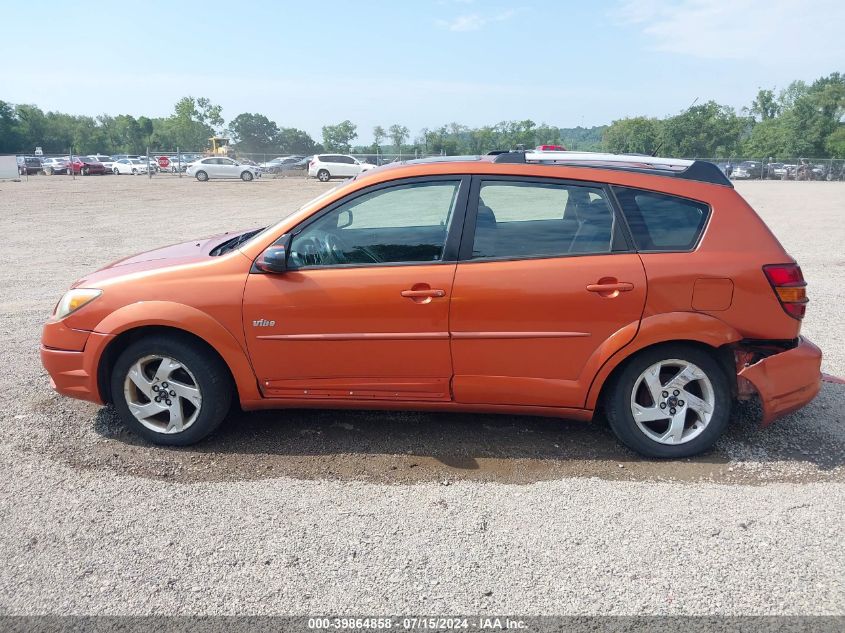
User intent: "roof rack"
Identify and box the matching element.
[492,150,732,187]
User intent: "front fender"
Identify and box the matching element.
[93,301,261,401]
[584,311,742,409]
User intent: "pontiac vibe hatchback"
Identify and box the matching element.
[41,151,822,458]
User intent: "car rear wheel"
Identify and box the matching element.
[241,170,253,182]
[317,169,330,182]
[604,344,730,458]
[110,335,232,446]
[195,170,208,182]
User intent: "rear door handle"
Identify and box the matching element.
[401,289,446,298]
[586,282,634,293]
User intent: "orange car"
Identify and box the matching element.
[41,150,822,457]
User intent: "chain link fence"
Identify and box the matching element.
[7,150,845,182]
[692,157,845,181]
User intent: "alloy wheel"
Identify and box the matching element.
[123,355,202,434]
[629,359,715,445]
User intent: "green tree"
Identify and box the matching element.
[388,124,409,150]
[229,113,280,153]
[603,117,662,154]
[825,126,845,158]
[748,88,780,120]
[0,100,21,153]
[321,120,357,152]
[152,96,222,150]
[372,125,386,150]
[277,127,319,154]
[660,101,746,157]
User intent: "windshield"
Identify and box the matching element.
[238,183,346,251]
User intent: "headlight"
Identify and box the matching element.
[54,288,102,319]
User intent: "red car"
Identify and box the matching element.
[68,156,106,176]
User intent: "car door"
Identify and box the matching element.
[449,176,647,408]
[242,176,470,401]
[219,157,239,178]
[337,155,357,177]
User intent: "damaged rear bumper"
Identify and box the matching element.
[737,336,822,426]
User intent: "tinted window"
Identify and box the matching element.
[289,181,460,268]
[471,181,615,259]
[612,187,709,251]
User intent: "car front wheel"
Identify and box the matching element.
[241,170,254,182]
[195,170,208,182]
[604,344,730,458]
[317,169,330,182]
[110,334,232,446]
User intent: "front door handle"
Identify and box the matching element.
[400,284,446,304]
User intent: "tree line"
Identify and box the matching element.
[1,72,842,158]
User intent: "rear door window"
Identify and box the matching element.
[468,180,616,259]
[612,187,710,251]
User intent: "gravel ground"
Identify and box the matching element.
[0,176,843,615]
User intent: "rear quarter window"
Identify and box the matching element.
[612,187,710,251]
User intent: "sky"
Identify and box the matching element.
[2,0,843,143]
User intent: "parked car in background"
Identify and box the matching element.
[731,161,763,179]
[87,155,116,172]
[111,154,141,161]
[40,150,821,457]
[135,156,158,173]
[536,144,568,151]
[68,156,106,176]
[112,158,149,175]
[17,156,42,175]
[41,157,69,175]
[308,154,376,181]
[187,156,261,182]
[262,156,305,174]
[765,163,785,179]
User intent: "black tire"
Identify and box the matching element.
[131,168,138,175]
[113,167,120,175]
[317,169,330,182]
[110,334,233,446]
[241,170,253,182]
[196,170,208,182]
[81,167,89,176]
[45,168,53,176]
[604,344,731,458]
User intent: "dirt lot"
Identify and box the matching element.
[0,175,843,615]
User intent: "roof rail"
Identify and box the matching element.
[492,150,732,187]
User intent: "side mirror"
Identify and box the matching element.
[254,245,288,273]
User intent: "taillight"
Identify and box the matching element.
[763,264,808,319]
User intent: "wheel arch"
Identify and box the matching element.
[92,302,260,405]
[585,312,742,411]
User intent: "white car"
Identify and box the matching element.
[112,159,149,175]
[187,157,261,182]
[87,155,116,171]
[308,154,376,181]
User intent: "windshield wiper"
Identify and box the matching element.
[210,228,265,256]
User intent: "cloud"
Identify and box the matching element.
[613,0,845,64]
[437,8,517,32]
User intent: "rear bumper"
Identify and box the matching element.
[738,336,822,426]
